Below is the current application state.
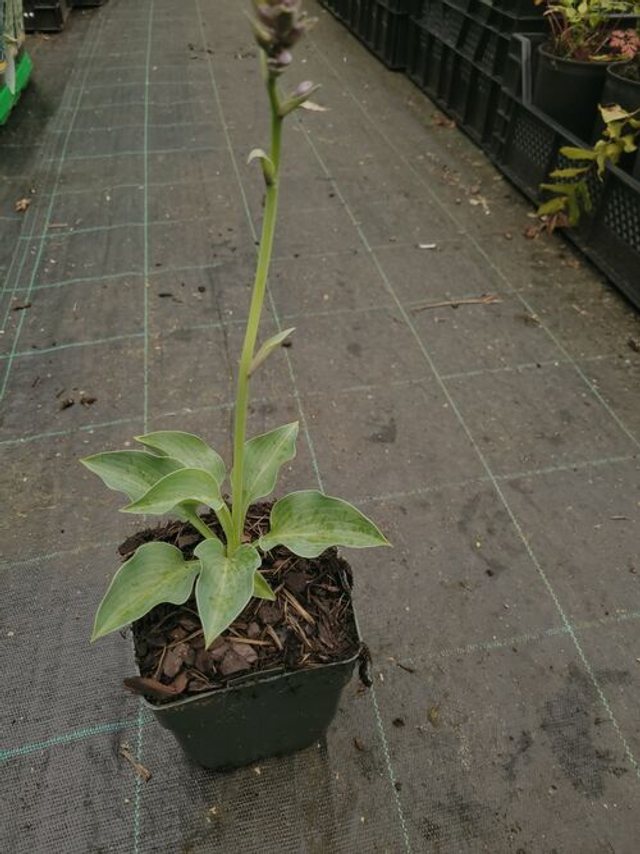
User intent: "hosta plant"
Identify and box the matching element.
[82,0,389,652]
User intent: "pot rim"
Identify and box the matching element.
[607,59,640,83]
[139,609,365,712]
[538,42,615,68]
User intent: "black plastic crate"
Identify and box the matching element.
[406,15,427,86]
[494,96,640,309]
[23,0,71,32]
[417,0,545,84]
[320,0,351,22]
[349,0,374,42]
[371,0,411,69]
[348,0,411,70]
[407,23,501,147]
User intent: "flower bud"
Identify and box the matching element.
[251,0,313,77]
[293,80,314,97]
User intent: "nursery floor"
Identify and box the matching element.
[2,1,640,852]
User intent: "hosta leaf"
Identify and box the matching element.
[249,328,295,376]
[92,542,200,641]
[253,571,276,601]
[135,431,225,485]
[122,468,223,515]
[194,540,262,647]
[81,451,183,502]
[234,422,299,513]
[259,490,390,558]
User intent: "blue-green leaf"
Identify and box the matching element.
[253,571,276,601]
[92,542,200,641]
[81,451,183,502]
[249,328,295,376]
[259,490,390,558]
[121,468,223,515]
[233,422,299,514]
[194,540,262,647]
[135,430,225,485]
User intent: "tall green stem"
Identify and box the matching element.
[229,77,283,555]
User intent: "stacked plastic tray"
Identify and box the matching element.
[323,0,414,69]
[406,0,545,146]
[491,33,640,309]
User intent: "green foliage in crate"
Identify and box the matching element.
[537,103,640,226]
[536,0,640,60]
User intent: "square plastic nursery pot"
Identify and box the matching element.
[142,613,364,771]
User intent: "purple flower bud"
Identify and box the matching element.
[252,0,310,76]
[293,80,314,98]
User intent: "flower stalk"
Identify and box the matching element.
[229,75,284,554]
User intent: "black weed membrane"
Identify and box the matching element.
[1,0,640,852]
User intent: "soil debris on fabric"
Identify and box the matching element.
[124,503,360,705]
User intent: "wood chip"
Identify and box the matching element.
[282,588,315,625]
[227,636,270,647]
[411,294,502,312]
[120,741,152,781]
[265,624,283,650]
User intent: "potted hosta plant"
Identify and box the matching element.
[81,0,389,771]
[533,0,639,139]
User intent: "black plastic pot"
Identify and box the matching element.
[598,62,640,179]
[602,61,640,111]
[533,43,610,141]
[143,619,364,770]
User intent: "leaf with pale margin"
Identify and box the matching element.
[135,430,225,485]
[195,540,262,647]
[253,571,276,601]
[92,542,200,641]
[247,148,275,185]
[249,328,295,376]
[299,100,328,112]
[259,490,390,558]
[121,468,223,515]
[81,451,183,502]
[233,422,299,514]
